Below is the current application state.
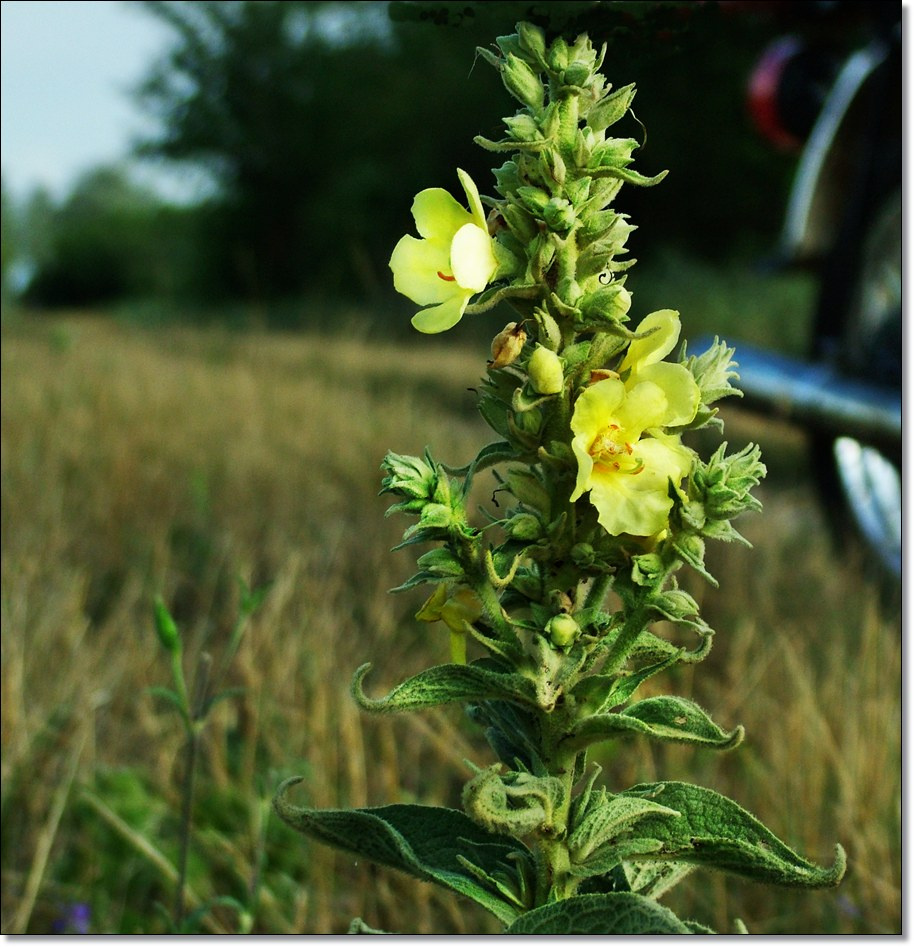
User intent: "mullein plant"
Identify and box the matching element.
[274,23,845,934]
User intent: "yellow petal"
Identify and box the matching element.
[416,584,448,622]
[637,436,694,486]
[622,309,681,373]
[615,379,669,435]
[411,291,471,334]
[588,465,672,536]
[412,187,473,241]
[451,223,497,292]
[456,168,488,228]
[634,362,700,427]
[569,434,595,502]
[588,438,689,536]
[570,377,626,439]
[390,234,455,305]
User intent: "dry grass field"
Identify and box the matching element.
[0,313,901,934]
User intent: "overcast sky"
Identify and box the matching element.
[0,0,182,200]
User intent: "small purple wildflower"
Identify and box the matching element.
[50,902,91,935]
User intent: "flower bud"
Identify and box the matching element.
[381,450,437,503]
[528,345,564,395]
[510,405,543,440]
[502,53,544,110]
[547,37,570,72]
[588,83,636,133]
[570,543,596,568]
[562,62,591,87]
[490,322,527,368]
[555,277,583,305]
[517,186,550,215]
[153,596,180,653]
[580,284,632,327]
[503,114,541,143]
[695,443,766,521]
[517,22,547,63]
[507,512,542,541]
[547,613,580,648]
[544,197,575,232]
[631,552,664,587]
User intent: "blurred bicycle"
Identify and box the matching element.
[732,1,901,576]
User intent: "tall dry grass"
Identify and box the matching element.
[1,315,900,934]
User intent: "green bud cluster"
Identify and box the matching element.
[472,23,662,345]
[380,449,477,579]
[676,442,767,546]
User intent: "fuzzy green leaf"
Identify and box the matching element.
[623,860,695,900]
[274,780,532,925]
[619,781,847,888]
[623,696,743,747]
[415,548,464,578]
[564,696,743,752]
[504,892,694,934]
[590,165,668,187]
[569,794,680,864]
[587,83,637,133]
[352,661,540,714]
[571,649,680,716]
[568,837,666,880]
[468,440,519,478]
[387,570,440,593]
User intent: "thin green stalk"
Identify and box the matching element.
[583,573,612,612]
[173,651,212,930]
[600,598,652,678]
[533,738,580,904]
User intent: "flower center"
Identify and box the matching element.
[591,424,644,475]
[437,271,457,282]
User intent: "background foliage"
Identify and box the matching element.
[0,311,900,934]
[1,1,899,935]
[5,0,805,321]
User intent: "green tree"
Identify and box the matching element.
[133,1,515,305]
[1,177,18,304]
[24,166,184,307]
[134,1,794,311]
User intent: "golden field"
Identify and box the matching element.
[0,313,901,934]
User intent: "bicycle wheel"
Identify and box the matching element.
[823,187,901,575]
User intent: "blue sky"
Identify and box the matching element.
[0,0,185,200]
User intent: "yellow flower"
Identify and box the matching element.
[619,309,698,426]
[416,583,483,664]
[569,372,698,537]
[389,169,498,333]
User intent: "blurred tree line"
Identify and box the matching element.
[4,1,802,324]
